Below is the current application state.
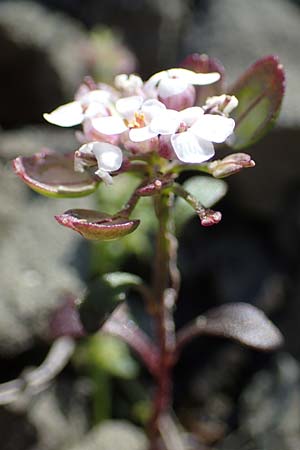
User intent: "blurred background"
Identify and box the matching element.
[0,0,300,449]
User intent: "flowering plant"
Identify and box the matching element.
[13,53,285,449]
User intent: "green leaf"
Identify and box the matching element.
[79,272,142,333]
[175,176,227,229]
[229,55,285,149]
[88,335,139,379]
[13,150,99,198]
[55,209,140,241]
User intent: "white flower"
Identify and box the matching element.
[204,94,239,115]
[144,68,221,99]
[90,97,167,137]
[114,74,143,95]
[129,105,235,164]
[77,142,123,184]
[43,90,112,127]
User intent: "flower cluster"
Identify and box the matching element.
[44,68,238,183]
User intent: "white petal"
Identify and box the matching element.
[115,74,143,92]
[158,77,188,98]
[189,72,221,85]
[171,131,215,163]
[81,89,111,105]
[43,101,83,127]
[149,109,180,135]
[90,142,123,172]
[223,96,239,115]
[141,99,166,122]
[191,115,235,143]
[179,107,204,126]
[115,96,143,119]
[95,168,113,184]
[91,116,128,135]
[145,70,169,88]
[84,101,108,118]
[129,126,158,142]
[167,68,220,85]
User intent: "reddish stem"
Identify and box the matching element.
[148,192,178,450]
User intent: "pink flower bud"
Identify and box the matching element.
[199,209,222,227]
[158,84,196,111]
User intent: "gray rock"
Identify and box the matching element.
[0,125,78,159]
[0,126,94,354]
[0,1,91,127]
[183,0,300,128]
[66,420,148,450]
[219,353,300,450]
[2,377,91,450]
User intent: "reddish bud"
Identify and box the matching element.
[199,209,222,227]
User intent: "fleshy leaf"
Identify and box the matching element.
[181,53,225,105]
[175,176,227,230]
[13,150,99,198]
[79,273,142,333]
[229,55,285,149]
[178,303,283,352]
[55,209,140,240]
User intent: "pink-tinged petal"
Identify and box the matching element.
[191,115,235,143]
[159,85,196,111]
[80,89,111,105]
[141,99,166,121]
[158,78,188,98]
[179,107,204,126]
[91,116,128,135]
[13,150,98,198]
[171,131,215,163]
[115,96,143,119]
[129,126,158,142]
[55,209,140,241]
[84,101,108,119]
[43,101,84,127]
[149,110,180,135]
[88,142,123,173]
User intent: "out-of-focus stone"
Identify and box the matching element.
[0,125,78,159]
[183,0,300,128]
[0,1,92,128]
[0,151,93,355]
[2,377,91,450]
[66,420,148,450]
[219,353,300,450]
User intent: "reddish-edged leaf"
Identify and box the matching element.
[229,55,285,149]
[177,303,283,352]
[55,209,140,240]
[13,150,99,198]
[181,53,225,105]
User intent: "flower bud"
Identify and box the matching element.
[210,153,255,178]
[158,79,196,111]
[198,209,222,227]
